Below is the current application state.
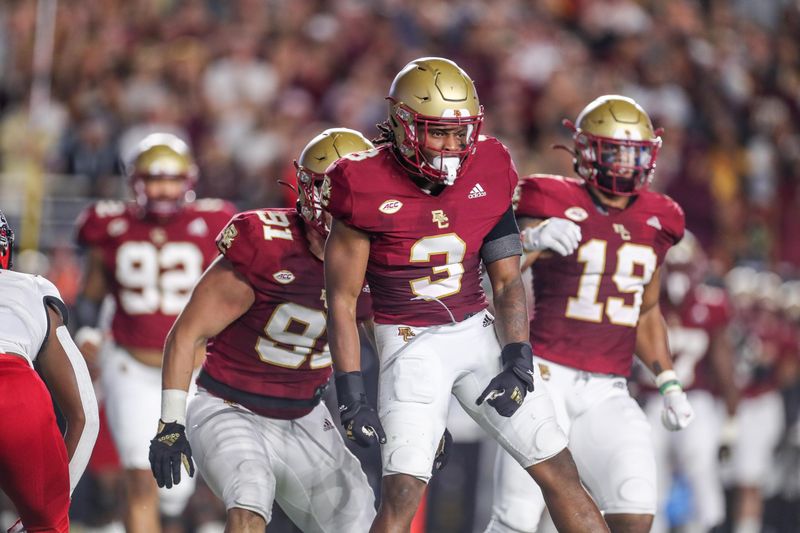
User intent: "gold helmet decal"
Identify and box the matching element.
[294,128,374,235]
[567,95,662,196]
[128,133,197,218]
[387,57,484,185]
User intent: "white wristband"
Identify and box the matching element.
[655,370,682,395]
[161,389,188,426]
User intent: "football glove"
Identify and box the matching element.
[149,420,195,489]
[336,371,386,448]
[433,427,454,472]
[521,217,582,256]
[477,342,535,417]
[657,370,695,431]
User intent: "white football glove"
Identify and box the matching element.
[521,218,582,256]
[657,370,695,431]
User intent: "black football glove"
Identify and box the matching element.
[433,427,454,472]
[336,371,386,448]
[476,342,535,417]
[149,420,195,489]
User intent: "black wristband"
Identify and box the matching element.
[335,371,366,403]
[500,342,533,366]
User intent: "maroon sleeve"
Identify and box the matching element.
[75,201,125,248]
[500,140,520,202]
[662,195,686,246]
[322,161,356,227]
[215,212,259,283]
[514,175,564,220]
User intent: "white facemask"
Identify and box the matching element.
[429,155,461,185]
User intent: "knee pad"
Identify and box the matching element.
[605,449,656,513]
[158,474,196,517]
[384,444,434,482]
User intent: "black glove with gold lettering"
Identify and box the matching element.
[476,342,535,417]
[149,420,195,489]
[336,371,386,448]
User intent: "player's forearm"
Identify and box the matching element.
[634,306,673,375]
[161,325,204,391]
[328,298,362,372]
[491,274,530,346]
[709,334,739,414]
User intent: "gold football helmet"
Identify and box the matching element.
[387,57,483,184]
[294,128,374,235]
[567,95,662,196]
[128,133,197,217]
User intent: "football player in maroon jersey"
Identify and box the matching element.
[487,95,694,533]
[0,211,99,533]
[74,133,236,533]
[324,57,607,533]
[148,129,379,532]
[641,231,738,533]
[725,270,796,533]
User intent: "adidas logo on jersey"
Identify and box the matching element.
[468,183,487,199]
[322,418,335,432]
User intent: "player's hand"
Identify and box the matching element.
[433,427,454,472]
[656,370,694,431]
[661,389,695,431]
[476,342,535,417]
[521,218,582,256]
[149,420,195,488]
[336,371,386,448]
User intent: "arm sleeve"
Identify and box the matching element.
[322,163,355,226]
[216,213,257,278]
[481,206,522,264]
[56,326,99,496]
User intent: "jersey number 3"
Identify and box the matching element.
[566,239,657,327]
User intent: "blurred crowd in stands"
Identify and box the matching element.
[1,0,800,531]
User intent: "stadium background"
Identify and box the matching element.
[1,0,799,531]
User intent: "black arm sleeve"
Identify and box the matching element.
[480,206,522,264]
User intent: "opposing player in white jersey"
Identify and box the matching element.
[0,210,99,533]
[148,129,378,532]
[74,133,236,532]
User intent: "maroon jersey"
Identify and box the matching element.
[516,175,684,376]
[732,309,798,398]
[661,285,732,393]
[201,209,372,419]
[76,199,235,350]
[325,137,519,326]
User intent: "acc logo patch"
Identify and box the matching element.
[379,199,403,214]
[107,218,128,237]
[564,206,588,222]
[273,270,295,284]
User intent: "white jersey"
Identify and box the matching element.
[0,269,65,366]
